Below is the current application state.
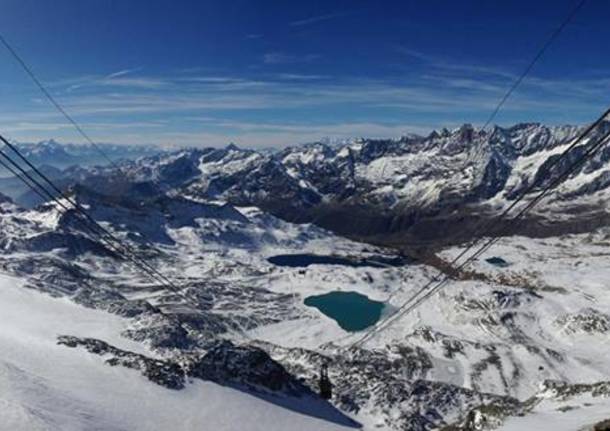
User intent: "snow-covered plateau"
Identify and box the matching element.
[0,123,610,430]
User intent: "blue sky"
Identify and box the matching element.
[0,0,607,148]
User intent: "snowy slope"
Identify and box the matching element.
[499,393,610,431]
[0,273,358,431]
[0,188,514,430]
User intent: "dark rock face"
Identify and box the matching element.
[156,152,202,187]
[56,332,523,430]
[443,379,610,430]
[556,308,610,334]
[468,150,512,201]
[541,379,610,398]
[17,231,115,257]
[123,318,194,350]
[186,340,306,394]
[254,341,518,431]
[529,144,588,192]
[57,335,187,389]
[56,325,520,430]
[57,336,309,396]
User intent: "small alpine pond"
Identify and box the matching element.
[485,256,511,267]
[304,291,385,332]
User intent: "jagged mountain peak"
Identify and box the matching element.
[8,119,606,246]
[225,142,241,151]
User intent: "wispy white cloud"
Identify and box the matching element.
[275,73,329,81]
[105,67,142,79]
[396,46,516,80]
[263,52,320,64]
[22,72,610,120]
[290,11,351,27]
[62,70,165,92]
[193,117,434,137]
[98,76,168,89]
[1,121,71,133]
[0,119,165,135]
[177,76,246,83]
[7,56,609,148]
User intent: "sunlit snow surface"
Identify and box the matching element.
[0,274,355,431]
[2,190,610,429]
[499,393,610,431]
[360,231,610,398]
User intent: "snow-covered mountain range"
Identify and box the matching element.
[29,122,609,247]
[0,140,162,206]
[1,122,610,430]
[0,139,161,173]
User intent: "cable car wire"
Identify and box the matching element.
[0,151,168,289]
[0,136,181,293]
[0,32,191,289]
[479,0,587,132]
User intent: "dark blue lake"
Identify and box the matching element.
[486,256,510,267]
[268,253,408,268]
[304,291,385,331]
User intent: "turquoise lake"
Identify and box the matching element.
[304,291,385,332]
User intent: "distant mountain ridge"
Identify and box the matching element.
[109,121,610,248]
[2,139,163,171]
[0,140,163,203]
[4,122,610,247]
